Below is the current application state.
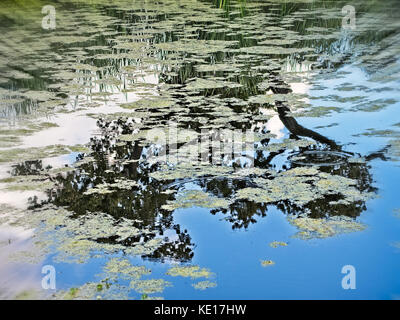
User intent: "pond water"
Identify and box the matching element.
[0,0,400,299]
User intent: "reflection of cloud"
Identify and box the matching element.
[0,164,13,180]
[0,227,43,300]
[266,115,285,139]
[0,225,33,242]
[0,190,47,209]
[22,112,98,148]
[21,92,143,149]
[290,82,310,95]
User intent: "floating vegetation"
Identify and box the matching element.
[289,216,366,240]
[130,279,172,295]
[120,98,175,110]
[166,265,214,279]
[161,190,231,211]
[52,281,130,300]
[103,258,151,280]
[235,166,374,207]
[261,260,275,267]
[2,204,161,264]
[83,179,137,195]
[289,151,351,167]
[269,241,288,248]
[192,281,217,291]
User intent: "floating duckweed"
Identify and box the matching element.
[104,258,151,280]
[130,279,172,294]
[269,241,288,248]
[289,216,366,240]
[125,238,164,256]
[150,163,233,181]
[161,190,231,211]
[192,281,217,290]
[120,98,175,110]
[53,282,130,300]
[4,204,160,265]
[83,178,138,195]
[235,166,374,207]
[166,265,213,279]
[261,260,275,267]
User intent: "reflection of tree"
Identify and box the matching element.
[8,0,396,263]
[22,138,194,262]
[19,105,375,239]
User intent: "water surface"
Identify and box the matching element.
[0,0,400,299]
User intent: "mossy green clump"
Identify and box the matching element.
[104,258,151,280]
[192,281,217,290]
[150,163,233,181]
[235,166,374,207]
[53,281,129,300]
[3,204,159,265]
[120,98,175,110]
[161,189,231,211]
[166,265,214,279]
[261,260,275,267]
[289,216,366,240]
[130,279,172,294]
[269,241,288,248]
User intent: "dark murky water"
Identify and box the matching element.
[0,0,400,299]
